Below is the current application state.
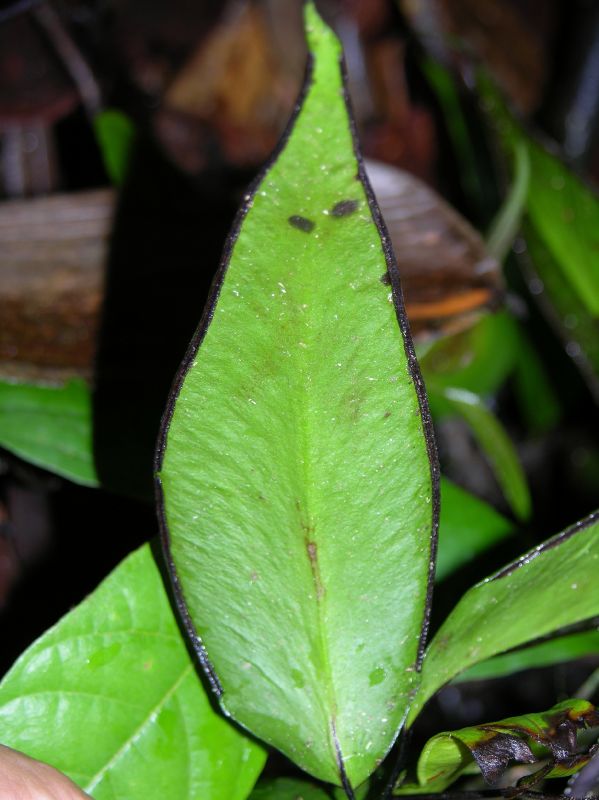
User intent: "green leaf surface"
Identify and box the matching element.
[512,331,561,436]
[481,76,599,392]
[437,478,513,582]
[157,4,437,790]
[249,778,370,800]
[481,76,599,315]
[400,699,599,794]
[250,778,331,800]
[523,220,599,398]
[0,378,97,486]
[419,312,519,404]
[431,386,531,520]
[456,629,599,683]
[408,511,599,723]
[94,109,136,186]
[0,545,265,800]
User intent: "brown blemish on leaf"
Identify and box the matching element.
[306,539,324,600]
[383,410,391,419]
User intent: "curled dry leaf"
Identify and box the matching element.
[0,189,110,383]
[397,700,599,794]
[0,162,499,383]
[366,158,501,336]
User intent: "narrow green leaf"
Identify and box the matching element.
[481,75,599,315]
[157,4,438,790]
[0,545,265,799]
[512,332,561,436]
[94,109,136,186]
[250,778,331,800]
[408,511,599,723]
[456,629,599,683]
[480,76,599,393]
[432,386,531,520]
[437,478,513,582]
[400,700,599,794]
[420,59,490,214]
[486,142,530,263]
[0,378,97,486]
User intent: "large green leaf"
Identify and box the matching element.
[408,511,599,723]
[399,700,599,794]
[436,478,513,582]
[0,545,265,799]
[0,378,97,486]
[157,4,438,790]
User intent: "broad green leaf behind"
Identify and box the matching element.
[0,378,97,486]
[0,545,265,800]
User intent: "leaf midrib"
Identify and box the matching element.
[294,238,341,779]
[83,664,193,794]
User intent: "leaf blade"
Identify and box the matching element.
[409,512,599,723]
[0,545,265,800]
[0,378,97,486]
[157,4,438,788]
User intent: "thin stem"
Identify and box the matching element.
[32,1,102,118]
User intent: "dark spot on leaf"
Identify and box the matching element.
[383,410,391,419]
[331,199,359,217]
[288,214,315,233]
[379,272,391,285]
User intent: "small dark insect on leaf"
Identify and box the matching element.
[288,215,315,233]
[379,272,391,285]
[331,199,359,217]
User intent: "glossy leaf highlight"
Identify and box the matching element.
[0,545,265,799]
[157,4,437,790]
